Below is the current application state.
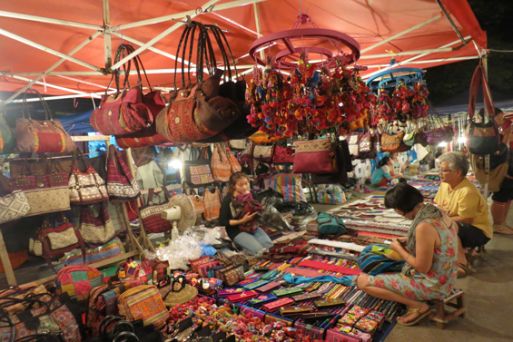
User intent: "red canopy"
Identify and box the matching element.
[0,0,486,104]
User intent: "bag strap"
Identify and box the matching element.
[468,61,495,121]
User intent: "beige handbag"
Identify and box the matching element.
[253,145,274,161]
[0,190,30,224]
[211,144,232,182]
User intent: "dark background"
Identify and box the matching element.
[426,0,513,105]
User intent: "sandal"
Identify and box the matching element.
[396,305,431,326]
[457,262,472,279]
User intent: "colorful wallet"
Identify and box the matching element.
[262,297,294,312]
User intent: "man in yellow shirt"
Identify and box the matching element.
[434,152,492,277]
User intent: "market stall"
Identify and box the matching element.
[0,0,492,341]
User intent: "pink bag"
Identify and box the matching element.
[272,145,295,164]
[293,139,337,174]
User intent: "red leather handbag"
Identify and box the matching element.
[139,188,173,234]
[293,138,337,174]
[106,145,140,200]
[115,91,168,148]
[90,44,159,136]
[272,145,295,164]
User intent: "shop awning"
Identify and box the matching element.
[0,0,486,105]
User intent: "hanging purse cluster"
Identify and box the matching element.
[246,57,374,138]
[91,44,167,147]
[155,21,244,143]
[367,68,430,126]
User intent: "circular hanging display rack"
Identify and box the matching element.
[365,67,425,92]
[249,26,360,69]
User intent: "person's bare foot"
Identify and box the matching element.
[494,224,513,235]
[397,303,431,326]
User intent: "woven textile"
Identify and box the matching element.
[0,190,30,224]
[57,265,104,301]
[118,285,168,327]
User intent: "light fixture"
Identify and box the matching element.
[457,136,467,144]
[168,158,183,170]
[437,141,448,148]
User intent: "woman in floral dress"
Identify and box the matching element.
[357,182,458,326]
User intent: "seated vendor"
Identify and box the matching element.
[371,156,401,186]
[219,172,273,256]
[357,182,458,326]
[434,152,492,277]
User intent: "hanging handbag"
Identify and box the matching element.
[0,173,30,224]
[188,192,205,215]
[139,188,173,234]
[90,44,157,136]
[211,143,232,182]
[253,145,274,161]
[272,145,295,164]
[155,21,239,143]
[79,203,117,245]
[0,190,30,224]
[118,285,168,327]
[37,215,86,263]
[0,113,14,153]
[229,139,247,150]
[424,115,453,145]
[106,145,140,200]
[467,62,500,155]
[293,138,337,174]
[15,89,76,153]
[380,131,405,152]
[11,159,71,216]
[227,146,242,173]
[203,187,221,221]
[69,151,109,205]
[184,148,215,186]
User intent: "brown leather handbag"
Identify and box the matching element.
[380,131,405,152]
[155,21,239,143]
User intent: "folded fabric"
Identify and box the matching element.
[283,273,356,286]
[298,259,361,275]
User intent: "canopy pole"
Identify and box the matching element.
[363,35,472,79]
[1,31,102,106]
[4,74,102,98]
[212,12,259,37]
[0,28,101,72]
[111,31,195,66]
[361,14,442,54]
[363,55,480,69]
[110,0,220,71]
[56,75,116,91]
[103,0,112,69]
[361,47,455,59]
[114,0,267,31]
[253,1,264,61]
[0,10,101,30]
[9,64,255,77]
